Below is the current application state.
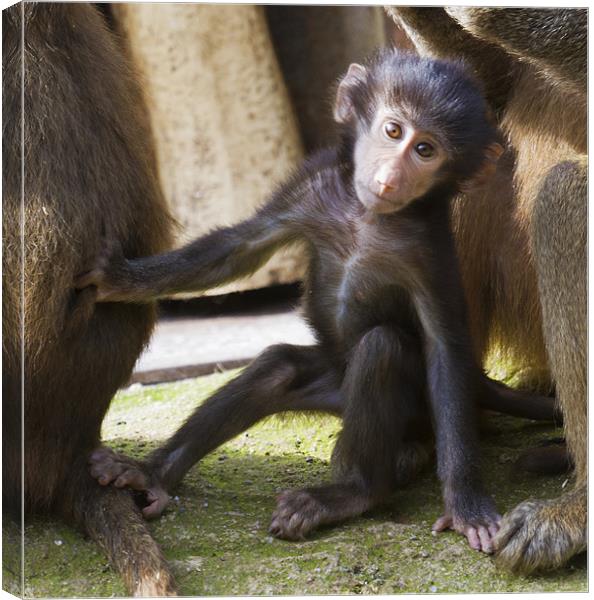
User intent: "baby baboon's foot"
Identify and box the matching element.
[494,489,587,573]
[88,446,169,519]
[89,446,146,487]
[433,493,501,554]
[514,440,572,476]
[269,483,376,541]
[269,489,328,540]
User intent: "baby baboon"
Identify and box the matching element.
[80,49,556,553]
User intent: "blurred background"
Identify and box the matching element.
[94,4,414,384]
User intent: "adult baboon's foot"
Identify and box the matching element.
[494,486,586,573]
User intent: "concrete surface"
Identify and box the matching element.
[132,304,315,384]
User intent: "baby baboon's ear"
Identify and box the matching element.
[333,63,367,124]
[461,142,505,192]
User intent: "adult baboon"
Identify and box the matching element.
[3,3,176,595]
[388,7,586,573]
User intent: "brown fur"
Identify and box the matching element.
[389,6,586,573]
[3,3,177,594]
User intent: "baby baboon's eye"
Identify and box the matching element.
[415,142,435,158]
[384,122,402,140]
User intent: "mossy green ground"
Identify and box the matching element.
[5,369,586,596]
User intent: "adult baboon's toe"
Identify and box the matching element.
[494,493,586,573]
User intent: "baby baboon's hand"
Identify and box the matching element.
[75,237,136,302]
[433,493,501,554]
